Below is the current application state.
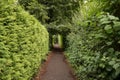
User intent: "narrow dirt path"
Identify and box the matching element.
[40,48,75,80]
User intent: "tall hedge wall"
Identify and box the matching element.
[0,0,48,80]
[65,13,120,80]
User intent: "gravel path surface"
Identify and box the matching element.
[40,51,75,80]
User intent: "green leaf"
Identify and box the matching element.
[115,68,120,76]
[106,41,112,46]
[100,17,111,25]
[113,63,120,70]
[108,60,116,65]
[101,20,111,25]
[104,25,113,34]
[108,48,114,53]
[106,66,112,71]
[113,21,120,31]
[108,15,119,20]
[100,17,108,22]
[99,63,105,68]
[118,41,120,44]
[94,33,106,39]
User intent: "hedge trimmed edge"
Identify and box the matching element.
[0,0,49,80]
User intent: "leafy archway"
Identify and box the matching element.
[46,24,71,50]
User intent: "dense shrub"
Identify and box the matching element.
[0,0,48,79]
[65,13,120,80]
[18,0,49,24]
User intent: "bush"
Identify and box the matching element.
[65,13,120,80]
[0,0,48,79]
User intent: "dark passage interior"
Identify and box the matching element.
[53,44,63,52]
[50,34,63,52]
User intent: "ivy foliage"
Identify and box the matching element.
[0,0,48,79]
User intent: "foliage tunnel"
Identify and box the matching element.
[1,0,120,80]
[46,23,71,50]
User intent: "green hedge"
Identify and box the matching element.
[0,0,48,80]
[65,13,120,80]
